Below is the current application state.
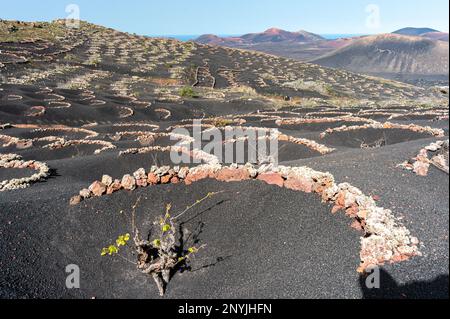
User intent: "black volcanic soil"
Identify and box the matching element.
[1,118,448,299]
[0,20,448,300]
[276,121,370,132]
[1,93,448,299]
[321,128,433,148]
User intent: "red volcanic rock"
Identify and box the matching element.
[215,168,250,182]
[121,175,136,191]
[185,168,214,185]
[170,176,180,184]
[357,210,368,219]
[413,160,429,176]
[168,168,176,176]
[313,184,325,194]
[147,173,160,185]
[334,190,357,208]
[284,175,313,193]
[331,205,343,214]
[313,177,335,194]
[107,179,122,194]
[70,195,82,206]
[372,195,381,201]
[391,254,411,263]
[161,175,171,184]
[89,181,106,197]
[257,172,284,187]
[79,188,91,199]
[336,191,346,207]
[133,168,147,187]
[351,220,364,231]
[345,205,359,218]
[161,170,175,184]
[136,178,148,187]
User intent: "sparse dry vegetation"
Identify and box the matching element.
[179,86,198,98]
[101,193,219,296]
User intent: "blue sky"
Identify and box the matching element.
[1,0,448,35]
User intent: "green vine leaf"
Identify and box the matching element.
[108,245,118,255]
[101,248,109,256]
[153,239,161,247]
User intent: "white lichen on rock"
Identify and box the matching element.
[0,154,50,191]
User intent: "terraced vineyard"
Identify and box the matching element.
[1,20,448,299]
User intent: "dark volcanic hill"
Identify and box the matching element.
[393,27,439,36]
[312,34,449,84]
[393,27,449,42]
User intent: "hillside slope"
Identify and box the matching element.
[1,20,434,102]
[312,34,449,80]
[421,32,449,42]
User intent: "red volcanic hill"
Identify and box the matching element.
[393,27,439,36]
[240,28,325,43]
[196,28,324,45]
[195,34,244,45]
[195,28,352,62]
